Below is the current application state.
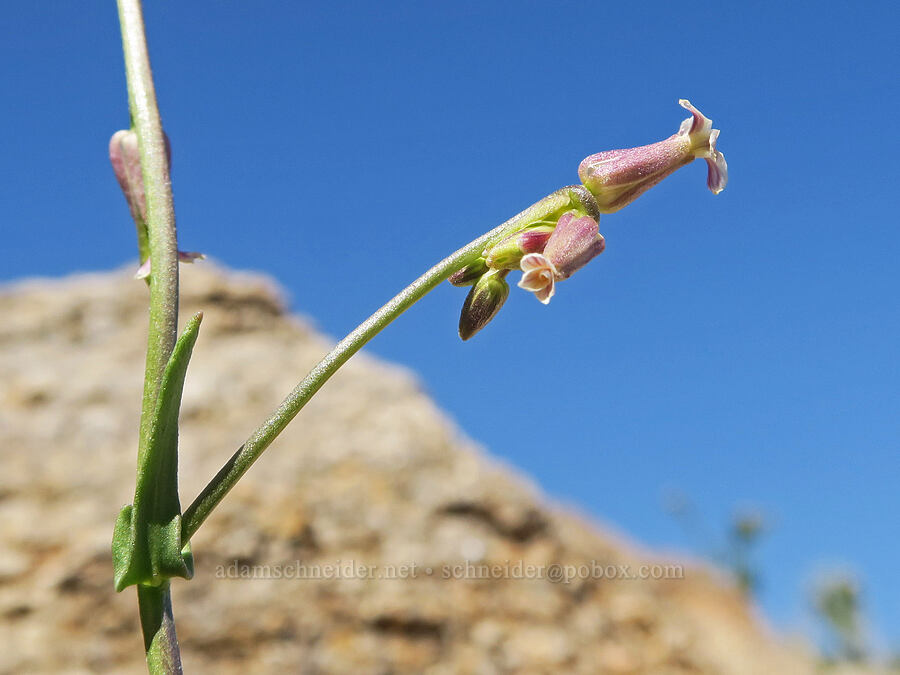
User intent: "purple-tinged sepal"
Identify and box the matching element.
[578,99,727,213]
[484,225,555,271]
[458,269,510,340]
[541,213,605,280]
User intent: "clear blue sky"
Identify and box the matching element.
[3,0,898,651]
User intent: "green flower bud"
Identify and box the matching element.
[458,270,509,341]
[449,257,489,286]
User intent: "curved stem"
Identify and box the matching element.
[117,0,182,671]
[182,221,516,540]
[181,186,593,540]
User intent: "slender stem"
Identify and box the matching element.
[181,186,590,539]
[138,583,183,675]
[118,0,179,451]
[181,223,512,540]
[117,0,182,671]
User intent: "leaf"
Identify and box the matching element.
[113,312,202,591]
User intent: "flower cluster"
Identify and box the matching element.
[451,99,727,340]
[451,212,605,339]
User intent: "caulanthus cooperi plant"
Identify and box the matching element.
[109,20,726,665]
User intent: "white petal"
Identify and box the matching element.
[535,278,556,304]
[517,269,549,292]
[520,252,551,272]
[678,98,713,136]
[134,258,151,279]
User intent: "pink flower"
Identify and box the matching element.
[518,253,558,304]
[517,213,605,304]
[578,99,728,213]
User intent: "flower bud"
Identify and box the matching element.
[109,129,172,226]
[517,213,605,304]
[542,213,605,279]
[578,99,727,213]
[110,129,173,275]
[458,270,510,340]
[449,257,489,286]
[484,225,555,271]
[109,130,146,228]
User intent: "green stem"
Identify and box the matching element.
[118,0,179,449]
[180,188,576,540]
[138,582,183,675]
[182,186,596,539]
[117,0,182,671]
[181,229,495,539]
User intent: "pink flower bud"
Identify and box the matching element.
[541,213,605,280]
[109,129,172,225]
[578,99,728,213]
[109,130,147,226]
[110,129,174,275]
[484,225,555,271]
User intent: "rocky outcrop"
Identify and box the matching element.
[0,264,822,673]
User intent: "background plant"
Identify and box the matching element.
[664,491,767,597]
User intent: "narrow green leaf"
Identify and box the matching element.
[114,312,202,591]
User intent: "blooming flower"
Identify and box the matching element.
[516,213,605,304]
[578,99,728,213]
[517,253,558,304]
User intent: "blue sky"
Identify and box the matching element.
[3,0,898,651]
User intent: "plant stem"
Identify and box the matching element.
[181,223,512,540]
[117,0,182,671]
[181,186,591,539]
[138,583,183,675]
[118,0,179,447]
